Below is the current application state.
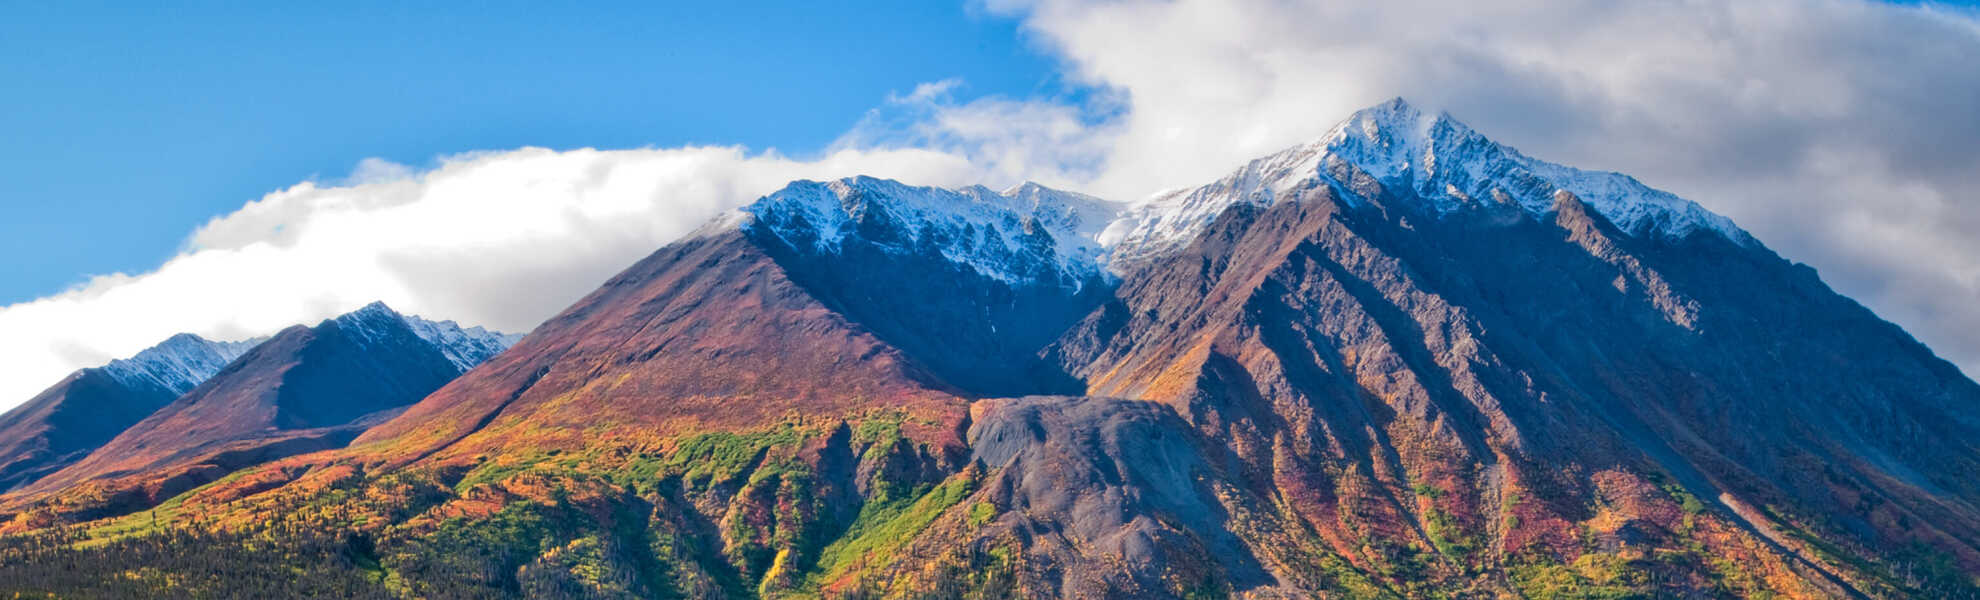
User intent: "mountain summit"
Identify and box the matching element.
[3,100,1977,599]
[6,302,519,516]
[1104,97,1752,263]
[0,333,263,492]
[738,175,1117,289]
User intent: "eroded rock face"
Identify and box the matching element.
[966,396,1274,596]
[1045,164,1980,596]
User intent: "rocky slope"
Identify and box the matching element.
[0,333,261,492]
[2,99,1977,599]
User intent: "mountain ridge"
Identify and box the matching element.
[1,99,1976,599]
[3,302,520,522]
[98,333,265,396]
[736,175,1117,290]
[0,333,265,493]
[1104,97,1754,264]
[725,98,1761,278]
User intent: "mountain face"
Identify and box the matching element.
[739,177,1116,396]
[0,333,261,492]
[3,99,1978,599]
[347,176,1116,468]
[1049,161,1980,596]
[3,302,517,522]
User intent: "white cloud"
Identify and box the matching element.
[4,0,1978,410]
[833,78,1122,192]
[0,145,985,407]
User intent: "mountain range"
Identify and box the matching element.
[0,303,518,522]
[0,333,262,493]
[0,98,1975,599]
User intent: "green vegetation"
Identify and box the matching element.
[76,466,263,546]
[1422,507,1473,559]
[809,470,979,584]
[663,423,810,489]
[965,501,997,528]
[722,455,824,588]
[1178,570,1231,600]
[1658,482,1707,517]
[1763,504,1980,598]
[1217,484,1397,598]
[1891,543,1980,598]
[851,411,907,446]
[0,526,392,599]
[825,543,1021,600]
[5,417,1969,600]
[519,535,644,598]
[1506,551,1652,600]
[1683,540,1777,598]
[457,453,553,493]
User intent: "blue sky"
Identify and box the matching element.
[0,2,1062,304]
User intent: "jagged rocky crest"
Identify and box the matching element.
[738,175,1116,289]
[2,99,1977,599]
[346,301,522,371]
[99,333,265,395]
[1105,97,1754,264]
[739,99,1754,277]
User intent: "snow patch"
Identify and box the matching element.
[402,313,524,371]
[1105,97,1754,263]
[735,176,1121,290]
[726,99,1755,281]
[335,301,521,371]
[100,333,264,395]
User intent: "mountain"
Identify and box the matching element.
[1044,99,1980,597]
[2,99,1977,599]
[3,302,519,523]
[347,176,1117,467]
[735,176,1116,395]
[0,333,262,492]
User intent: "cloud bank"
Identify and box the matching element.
[3,0,1978,409]
[0,146,987,405]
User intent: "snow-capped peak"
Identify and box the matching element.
[333,301,521,371]
[1000,181,1120,243]
[735,176,1122,289]
[1103,97,1753,263]
[100,332,264,395]
[725,100,1754,281]
[402,313,523,371]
